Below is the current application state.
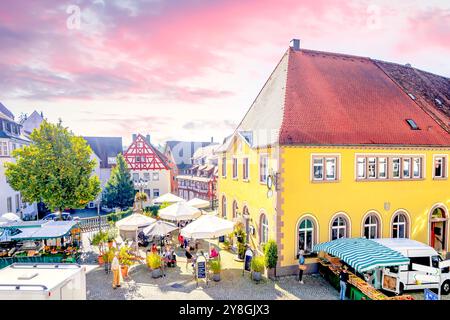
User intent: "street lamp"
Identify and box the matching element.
[97,191,102,231]
[134,178,148,214]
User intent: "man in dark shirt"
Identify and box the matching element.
[339,266,349,300]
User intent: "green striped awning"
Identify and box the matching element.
[313,238,410,273]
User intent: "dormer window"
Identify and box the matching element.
[406,119,419,130]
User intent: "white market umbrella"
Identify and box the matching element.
[186,198,210,209]
[158,202,201,222]
[116,213,156,231]
[143,220,178,237]
[181,215,235,239]
[0,212,21,223]
[152,193,185,205]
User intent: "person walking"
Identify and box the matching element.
[339,266,349,300]
[185,246,193,269]
[298,250,306,284]
[111,251,121,289]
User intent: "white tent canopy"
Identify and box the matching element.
[158,202,201,222]
[1,213,21,222]
[152,193,185,205]
[181,215,235,239]
[186,198,210,209]
[143,221,178,237]
[116,213,156,231]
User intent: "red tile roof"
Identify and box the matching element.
[280,48,450,146]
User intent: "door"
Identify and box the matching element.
[60,280,74,300]
[407,256,432,285]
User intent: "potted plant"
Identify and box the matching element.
[210,259,221,282]
[146,252,162,278]
[107,228,117,248]
[103,248,116,274]
[251,256,265,282]
[90,230,108,264]
[237,242,246,260]
[264,240,278,279]
[119,245,133,278]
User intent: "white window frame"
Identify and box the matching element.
[152,172,159,181]
[363,215,379,239]
[412,157,421,178]
[312,154,340,182]
[260,214,269,244]
[222,157,227,178]
[402,158,411,178]
[232,157,238,179]
[243,157,249,181]
[153,189,160,198]
[392,158,401,179]
[331,216,348,240]
[313,158,324,181]
[259,154,269,184]
[392,213,408,239]
[433,155,448,179]
[378,157,387,179]
[325,157,337,180]
[298,218,315,254]
[367,157,377,179]
[357,157,366,179]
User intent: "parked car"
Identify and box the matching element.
[101,206,113,213]
[42,213,73,221]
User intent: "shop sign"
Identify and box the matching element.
[195,254,208,287]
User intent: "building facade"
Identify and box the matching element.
[164,140,213,194]
[123,134,171,206]
[217,42,450,275]
[0,103,38,218]
[83,136,123,209]
[176,144,219,206]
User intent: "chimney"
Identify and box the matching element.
[40,111,44,118]
[132,134,137,141]
[146,134,151,143]
[211,136,214,143]
[290,38,300,51]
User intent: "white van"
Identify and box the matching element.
[0,263,87,300]
[374,238,450,295]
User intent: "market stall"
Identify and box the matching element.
[0,220,81,268]
[314,238,414,300]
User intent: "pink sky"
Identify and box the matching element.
[0,0,449,146]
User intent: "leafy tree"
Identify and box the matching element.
[102,154,135,209]
[5,120,100,212]
[264,240,278,278]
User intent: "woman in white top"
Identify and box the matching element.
[111,251,121,289]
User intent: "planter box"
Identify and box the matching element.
[151,268,162,278]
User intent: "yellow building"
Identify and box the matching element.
[217,41,450,275]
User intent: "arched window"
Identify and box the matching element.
[363,214,380,239]
[232,200,238,219]
[221,196,227,218]
[260,214,268,244]
[298,218,315,254]
[392,212,408,238]
[331,216,348,240]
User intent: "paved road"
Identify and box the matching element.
[83,234,339,300]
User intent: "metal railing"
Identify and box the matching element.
[78,216,109,232]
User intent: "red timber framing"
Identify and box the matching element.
[124,134,169,171]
